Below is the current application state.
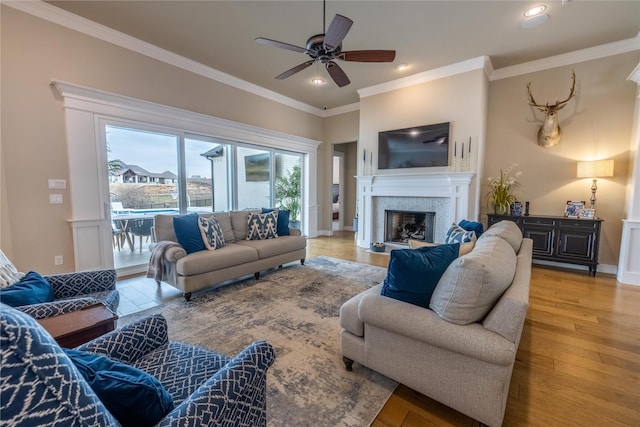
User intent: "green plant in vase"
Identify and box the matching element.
[275,165,301,227]
[486,163,522,215]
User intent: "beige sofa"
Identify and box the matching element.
[340,221,532,427]
[152,211,306,300]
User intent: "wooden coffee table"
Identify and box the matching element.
[37,303,118,348]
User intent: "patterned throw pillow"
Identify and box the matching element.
[247,212,278,240]
[198,216,225,250]
[0,250,24,288]
[444,223,477,244]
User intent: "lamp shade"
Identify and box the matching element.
[577,160,614,178]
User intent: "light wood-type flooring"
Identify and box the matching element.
[118,231,640,426]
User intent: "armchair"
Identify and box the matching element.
[17,269,119,319]
[1,305,276,426]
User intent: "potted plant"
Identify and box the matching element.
[486,163,522,215]
[275,165,301,228]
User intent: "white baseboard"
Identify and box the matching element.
[532,259,617,276]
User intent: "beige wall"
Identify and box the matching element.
[320,111,359,231]
[485,52,638,266]
[359,68,489,221]
[0,7,322,272]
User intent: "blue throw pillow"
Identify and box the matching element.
[459,219,484,238]
[444,223,477,244]
[381,244,460,308]
[262,208,290,236]
[0,271,54,307]
[64,349,174,427]
[173,213,206,254]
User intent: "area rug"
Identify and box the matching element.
[120,256,397,427]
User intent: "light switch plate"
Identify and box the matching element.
[48,179,67,189]
[50,194,63,204]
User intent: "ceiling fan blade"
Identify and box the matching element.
[323,14,353,51]
[255,37,308,54]
[275,60,315,80]
[326,61,350,87]
[341,50,396,63]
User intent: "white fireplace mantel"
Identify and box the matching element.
[356,171,476,248]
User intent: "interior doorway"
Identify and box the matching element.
[332,152,345,231]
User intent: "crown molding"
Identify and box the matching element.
[323,102,360,117]
[490,32,640,81]
[4,0,324,117]
[358,56,490,99]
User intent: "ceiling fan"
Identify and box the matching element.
[255,1,396,87]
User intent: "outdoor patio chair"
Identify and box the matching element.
[129,218,154,253]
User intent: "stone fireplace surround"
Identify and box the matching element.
[356,172,475,249]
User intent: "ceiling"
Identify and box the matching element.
[46,1,640,110]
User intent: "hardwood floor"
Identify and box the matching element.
[118,231,640,426]
[306,232,640,427]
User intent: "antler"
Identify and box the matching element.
[553,70,576,111]
[526,70,576,113]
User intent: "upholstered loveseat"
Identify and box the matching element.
[151,210,306,300]
[1,304,275,426]
[340,221,532,427]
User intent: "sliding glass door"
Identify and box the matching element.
[104,123,305,272]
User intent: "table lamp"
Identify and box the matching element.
[576,159,614,209]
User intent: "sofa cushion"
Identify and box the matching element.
[444,223,477,244]
[0,271,55,307]
[173,213,206,254]
[230,211,260,241]
[381,245,460,309]
[175,244,259,276]
[459,219,484,238]
[198,216,225,250]
[262,208,290,236]
[247,212,278,240]
[480,220,523,253]
[153,214,178,242]
[64,348,174,427]
[236,235,306,259]
[429,236,517,325]
[408,240,474,256]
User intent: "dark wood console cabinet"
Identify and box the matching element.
[488,214,603,276]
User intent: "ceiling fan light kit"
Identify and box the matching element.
[255,1,396,87]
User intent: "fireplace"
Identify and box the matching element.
[384,210,435,244]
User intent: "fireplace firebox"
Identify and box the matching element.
[384,210,435,244]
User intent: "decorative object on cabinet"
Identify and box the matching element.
[526,70,576,147]
[488,213,602,276]
[576,159,614,209]
[581,208,596,219]
[564,200,585,218]
[510,201,523,216]
[524,201,530,216]
[486,163,522,215]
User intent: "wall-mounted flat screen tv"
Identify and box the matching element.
[378,122,450,169]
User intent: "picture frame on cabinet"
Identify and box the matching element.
[581,208,596,219]
[564,200,585,218]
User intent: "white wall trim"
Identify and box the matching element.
[5,0,324,116]
[358,56,490,99]
[490,33,640,81]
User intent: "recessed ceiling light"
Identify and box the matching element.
[524,5,547,17]
[521,13,550,28]
[311,78,326,86]
[395,63,409,71]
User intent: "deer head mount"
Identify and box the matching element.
[526,71,576,148]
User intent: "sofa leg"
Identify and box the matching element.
[183,292,192,302]
[254,272,260,280]
[343,356,354,371]
[300,258,305,265]
[279,265,283,269]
